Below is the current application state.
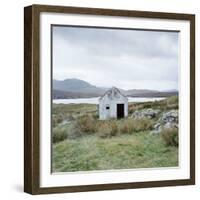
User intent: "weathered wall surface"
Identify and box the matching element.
[99,88,128,120]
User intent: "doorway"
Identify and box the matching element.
[117,104,124,119]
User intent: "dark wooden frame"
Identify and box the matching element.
[24,4,195,195]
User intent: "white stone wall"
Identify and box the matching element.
[99,90,128,120]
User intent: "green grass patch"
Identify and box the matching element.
[52,133,178,172]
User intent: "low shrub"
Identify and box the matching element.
[120,118,153,134]
[142,104,152,109]
[97,120,118,138]
[55,115,154,139]
[73,114,97,134]
[134,118,154,132]
[67,126,82,139]
[120,119,135,134]
[110,121,118,136]
[52,126,68,143]
[92,112,99,119]
[65,114,75,121]
[70,117,119,139]
[52,114,64,127]
[97,123,113,138]
[128,104,136,114]
[161,128,178,147]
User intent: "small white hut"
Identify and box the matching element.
[99,87,128,120]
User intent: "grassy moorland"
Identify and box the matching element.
[52,96,178,172]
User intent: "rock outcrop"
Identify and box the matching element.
[132,109,178,134]
[132,109,160,119]
[152,110,178,134]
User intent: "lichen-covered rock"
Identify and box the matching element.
[153,122,162,131]
[151,122,163,134]
[161,110,178,124]
[150,110,178,134]
[163,122,178,129]
[132,109,160,119]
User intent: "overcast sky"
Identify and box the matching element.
[52,26,179,91]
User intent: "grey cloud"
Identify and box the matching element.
[52,26,178,90]
[53,26,178,58]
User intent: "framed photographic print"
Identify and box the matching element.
[24,4,195,194]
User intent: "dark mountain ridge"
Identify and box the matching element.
[53,78,178,99]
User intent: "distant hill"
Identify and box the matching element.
[53,78,178,99]
[53,89,102,99]
[53,79,105,95]
[125,89,178,98]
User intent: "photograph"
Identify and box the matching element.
[24,4,195,194]
[51,25,179,173]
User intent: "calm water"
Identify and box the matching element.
[53,97,165,104]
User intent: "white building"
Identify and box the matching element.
[99,87,128,120]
